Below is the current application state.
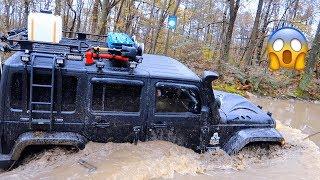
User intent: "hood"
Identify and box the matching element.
[214,90,274,125]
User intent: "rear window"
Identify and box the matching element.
[92,83,142,112]
[156,86,201,114]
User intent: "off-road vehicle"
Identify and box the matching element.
[0,15,284,169]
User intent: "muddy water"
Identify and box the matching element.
[251,97,320,147]
[1,97,320,180]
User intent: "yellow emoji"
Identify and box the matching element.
[267,27,308,71]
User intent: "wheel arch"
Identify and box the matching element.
[10,132,88,160]
[222,128,284,155]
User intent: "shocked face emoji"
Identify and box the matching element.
[267,27,308,71]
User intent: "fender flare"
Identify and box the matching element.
[222,128,284,155]
[10,132,88,160]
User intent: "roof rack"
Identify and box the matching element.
[0,29,95,54]
[1,28,144,74]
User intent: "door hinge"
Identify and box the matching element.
[209,132,220,146]
[201,126,209,134]
[133,126,141,145]
[198,126,210,153]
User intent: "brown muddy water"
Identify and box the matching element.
[1,96,320,180]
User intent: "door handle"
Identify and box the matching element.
[93,122,110,129]
[151,122,168,128]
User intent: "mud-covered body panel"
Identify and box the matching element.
[223,128,284,154]
[215,91,275,125]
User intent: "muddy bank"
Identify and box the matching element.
[1,97,320,180]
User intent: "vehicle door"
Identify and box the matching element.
[87,76,147,143]
[147,80,202,150]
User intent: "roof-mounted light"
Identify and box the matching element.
[21,50,30,63]
[56,57,65,67]
[66,54,82,61]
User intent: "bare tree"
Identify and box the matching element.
[114,0,125,31]
[243,0,263,66]
[23,0,31,27]
[55,0,62,15]
[67,0,77,36]
[164,0,181,55]
[299,20,320,90]
[91,0,100,34]
[256,0,274,64]
[150,0,174,54]
[143,0,156,50]
[98,0,121,35]
[4,0,13,30]
[221,0,240,64]
[75,0,84,32]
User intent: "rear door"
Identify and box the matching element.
[87,77,147,143]
[147,80,202,150]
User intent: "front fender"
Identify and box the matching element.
[223,128,284,155]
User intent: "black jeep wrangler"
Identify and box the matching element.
[0,30,284,169]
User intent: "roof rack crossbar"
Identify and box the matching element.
[4,40,84,54]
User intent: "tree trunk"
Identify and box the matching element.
[256,0,274,64]
[299,20,320,90]
[23,0,30,27]
[55,0,62,15]
[143,0,156,51]
[114,0,125,31]
[98,0,111,35]
[63,1,70,33]
[218,4,228,54]
[151,0,173,54]
[4,0,11,30]
[164,0,181,55]
[221,0,240,64]
[91,0,99,34]
[243,0,263,66]
[98,0,121,35]
[75,0,84,32]
[67,0,77,37]
[124,0,135,34]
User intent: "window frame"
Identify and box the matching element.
[90,77,144,115]
[154,82,201,116]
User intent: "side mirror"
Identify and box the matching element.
[202,71,220,120]
[202,71,219,84]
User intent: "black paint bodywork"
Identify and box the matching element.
[0,37,284,169]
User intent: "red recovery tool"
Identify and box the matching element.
[85,47,129,65]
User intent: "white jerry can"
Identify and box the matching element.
[28,12,62,43]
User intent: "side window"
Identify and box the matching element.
[32,74,78,112]
[10,73,24,109]
[156,86,201,114]
[9,72,77,112]
[61,76,77,111]
[92,83,142,112]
